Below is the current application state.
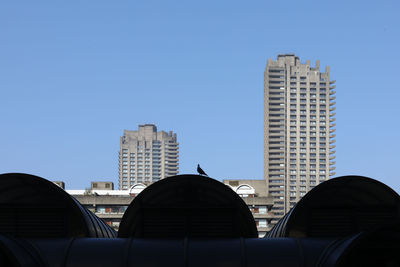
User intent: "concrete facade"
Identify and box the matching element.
[264,54,336,224]
[223,179,274,236]
[118,124,179,190]
[68,180,273,236]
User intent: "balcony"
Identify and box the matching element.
[329,139,336,144]
[330,90,336,95]
[330,106,336,111]
[330,161,336,165]
[330,134,336,139]
[329,112,336,117]
[330,123,336,128]
[330,117,336,122]
[330,96,336,101]
[167,166,179,170]
[330,151,336,155]
[330,155,336,160]
[329,172,336,176]
[330,145,336,149]
[330,128,336,133]
[329,80,336,84]
[329,101,336,106]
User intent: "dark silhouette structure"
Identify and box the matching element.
[267,175,400,238]
[118,174,257,238]
[0,173,399,266]
[0,173,116,238]
[196,164,208,176]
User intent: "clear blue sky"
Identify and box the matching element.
[1,0,399,191]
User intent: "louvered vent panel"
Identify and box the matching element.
[0,207,67,237]
[357,211,397,231]
[309,210,353,237]
[142,212,186,237]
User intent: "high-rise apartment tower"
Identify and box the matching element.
[118,124,179,190]
[264,54,336,223]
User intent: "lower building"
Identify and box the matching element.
[222,179,274,236]
[64,179,274,235]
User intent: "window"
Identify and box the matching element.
[269,69,284,73]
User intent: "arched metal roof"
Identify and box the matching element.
[118,174,258,238]
[318,221,400,266]
[0,173,116,238]
[0,234,46,267]
[267,175,400,238]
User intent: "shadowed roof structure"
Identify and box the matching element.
[0,173,116,238]
[266,175,400,238]
[118,174,258,238]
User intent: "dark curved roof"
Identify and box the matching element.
[118,174,257,238]
[0,234,46,267]
[0,173,116,238]
[267,175,400,238]
[318,221,400,266]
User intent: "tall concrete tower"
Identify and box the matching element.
[118,124,179,190]
[264,54,336,224]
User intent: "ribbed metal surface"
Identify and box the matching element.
[266,176,400,238]
[0,207,67,238]
[0,173,116,238]
[118,175,257,238]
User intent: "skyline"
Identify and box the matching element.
[1,1,399,191]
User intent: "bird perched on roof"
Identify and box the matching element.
[197,164,208,176]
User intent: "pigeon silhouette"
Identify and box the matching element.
[197,164,208,176]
